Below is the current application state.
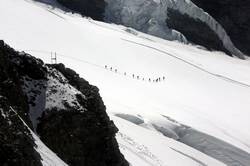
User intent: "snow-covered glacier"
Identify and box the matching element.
[104,0,245,59]
[1,0,250,165]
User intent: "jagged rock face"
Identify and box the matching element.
[0,41,129,166]
[0,40,43,128]
[37,64,129,166]
[0,41,42,166]
[191,0,250,56]
[56,0,106,21]
[166,9,231,55]
[0,98,42,166]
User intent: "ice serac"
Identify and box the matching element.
[52,0,245,58]
[104,0,245,59]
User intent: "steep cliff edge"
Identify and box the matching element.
[0,40,128,166]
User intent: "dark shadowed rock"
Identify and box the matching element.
[166,9,231,55]
[56,0,106,21]
[38,63,129,166]
[191,0,250,56]
[0,41,41,128]
[0,99,42,166]
[0,41,129,166]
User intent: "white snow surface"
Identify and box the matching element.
[1,0,250,165]
[113,115,226,166]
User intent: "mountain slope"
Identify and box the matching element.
[0,41,67,166]
[51,0,246,58]
[0,96,68,166]
[1,0,250,165]
[104,0,246,58]
[0,41,128,166]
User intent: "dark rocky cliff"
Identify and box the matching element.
[56,0,106,21]
[191,0,250,56]
[37,63,129,166]
[0,40,128,166]
[166,8,231,55]
[0,40,43,166]
[0,97,43,166]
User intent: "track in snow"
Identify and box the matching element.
[169,148,207,166]
[21,49,167,83]
[118,132,164,166]
[121,38,250,88]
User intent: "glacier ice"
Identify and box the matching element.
[104,0,245,59]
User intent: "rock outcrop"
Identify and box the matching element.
[166,8,231,55]
[0,97,42,166]
[37,63,129,166]
[56,0,106,21]
[191,0,250,56]
[0,40,43,166]
[0,40,128,166]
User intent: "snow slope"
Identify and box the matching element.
[1,0,250,165]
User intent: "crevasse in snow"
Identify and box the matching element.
[104,0,245,59]
[1,0,250,165]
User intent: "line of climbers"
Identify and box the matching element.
[18,50,166,83]
[105,65,165,83]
